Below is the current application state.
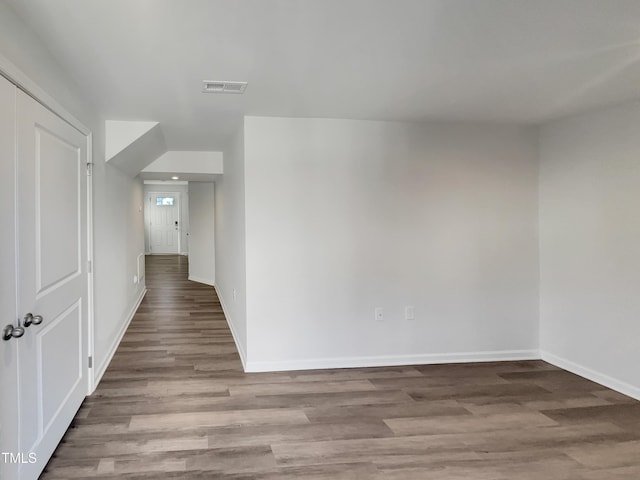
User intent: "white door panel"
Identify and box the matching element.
[39,301,83,431]
[36,126,82,293]
[16,90,88,479]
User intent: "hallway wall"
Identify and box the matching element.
[215,124,247,365]
[188,182,215,286]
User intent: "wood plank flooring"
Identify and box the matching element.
[41,255,640,479]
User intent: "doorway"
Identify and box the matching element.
[147,192,181,254]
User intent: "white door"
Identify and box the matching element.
[15,89,89,479]
[148,192,180,254]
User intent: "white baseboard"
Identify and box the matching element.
[92,287,147,391]
[188,275,215,287]
[541,350,640,401]
[215,284,247,370]
[245,349,540,373]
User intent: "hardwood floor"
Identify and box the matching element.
[41,255,640,479]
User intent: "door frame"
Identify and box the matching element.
[0,54,96,393]
[147,191,182,255]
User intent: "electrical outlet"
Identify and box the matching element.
[405,306,415,320]
[375,307,384,322]
[233,288,237,301]
[133,274,138,284]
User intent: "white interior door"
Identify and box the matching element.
[16,89,88,479]
[148,192,180,254]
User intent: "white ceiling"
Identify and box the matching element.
[6,0,640,150]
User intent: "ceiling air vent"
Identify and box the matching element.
[202,80,247,94]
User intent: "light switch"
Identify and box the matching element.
[405,306,415,320]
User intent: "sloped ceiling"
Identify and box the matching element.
[105,122,166,177]
[106,120,159,161]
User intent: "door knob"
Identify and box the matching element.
[3,324,15,340]
[2,323,25,341]
[23,313,43,327]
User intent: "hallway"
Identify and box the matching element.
[41,255,246,478]
[40,256,640,479]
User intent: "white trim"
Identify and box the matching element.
[12,82,22,478]
[541,350,640,401]
[215,285,247,370]
[0,53,89,136]
[177,192,182,254]
[86,133,95,393]
[92,288,147,391]
[245,349,540,373]
[188,275,215,287]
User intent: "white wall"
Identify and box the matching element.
[143,183,189,255]
[92,167,146,381]
[539,102,640,399]
[188,182,215,285]
[215,125,248,365]
[243,116,539,371]
[143,151,224,175]
[0,1,146,388]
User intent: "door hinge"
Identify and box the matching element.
[88,356,93,368]
[86,163,93,176]
[87,260,92,273]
